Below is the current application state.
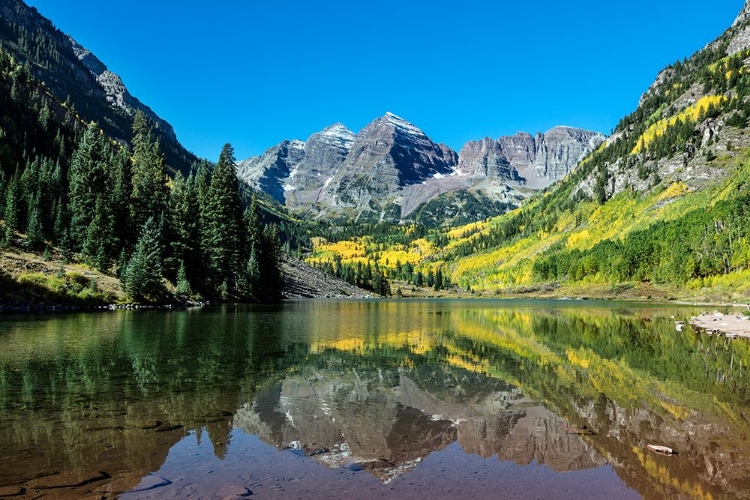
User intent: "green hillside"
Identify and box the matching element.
[0,48,284,304]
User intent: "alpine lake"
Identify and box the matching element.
[1,299,750,499]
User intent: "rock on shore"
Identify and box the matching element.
[690,311,750,339]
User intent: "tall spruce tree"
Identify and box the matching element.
[202,144,243,294]
[25,200,44,250]
[191,160,212,292]
[167,171,198,280]
[130,111,168,232]
[2,172,20,247]
[82,198,116,271]
[68,122,108,248]
[122,217,166,301]
[110,147,133,249]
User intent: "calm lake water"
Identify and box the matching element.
[0,300,749,499]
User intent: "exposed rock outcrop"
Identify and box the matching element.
[496,127,605,189]
[237,114,604,224]
[281,255,373,299]
[729,0,750,54]
[237,140,305,203]
[457,137,518,180]
[326,112,458,213]
[67,37,176,140]
[286,123,355,206]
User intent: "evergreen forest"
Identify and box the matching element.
[0,49,282,303]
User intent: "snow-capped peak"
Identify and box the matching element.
[382,112,424,136]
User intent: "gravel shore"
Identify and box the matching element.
[690,311,750,339]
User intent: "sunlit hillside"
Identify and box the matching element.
[308,36,750,302]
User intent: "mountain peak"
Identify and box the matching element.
[377,112,424,137]
[383,111,409,124]
[321,122,355,139]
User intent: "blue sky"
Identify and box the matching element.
[26,1,746,161]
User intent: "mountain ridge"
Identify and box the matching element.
[237,112,604,224]
[0,0,196,173]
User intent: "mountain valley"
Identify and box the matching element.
[1,0,750,304]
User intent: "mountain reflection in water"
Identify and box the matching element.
[235,367,605,482]
[0,300,748,499]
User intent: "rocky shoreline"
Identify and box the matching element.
[0,301,208,314]
[0,257,374,313]
[690,311,750,339]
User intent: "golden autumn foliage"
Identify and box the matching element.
[631,95,726,154]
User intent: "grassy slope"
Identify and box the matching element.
[0,246,122,306]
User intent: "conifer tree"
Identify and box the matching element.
[2,173,20,247]
[167,171,198,279]
[433,268,444,291]
[69,122,108,248]
[122,217,165,301]
[174,260,191,298]
[202,144,243,293]
[110,147,133,249]
[244,194,263,251]
[246,245,261,296]
[82,198,115,271]
[130,111,168,231]
[25,203,44,250]
[189,161,212,292]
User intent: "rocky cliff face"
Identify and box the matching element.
[237,113,604,224]
[491,127,605,189]
[286,123,355,206]
[456,137,518,180]
[340,112,458,186]
[729,0,750,54]
[236,140,305,203]
[67,37,176,140]
[326,112,458,214]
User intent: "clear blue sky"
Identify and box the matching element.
[25,0,746,161]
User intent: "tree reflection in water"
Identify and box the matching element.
[0,300,747,499]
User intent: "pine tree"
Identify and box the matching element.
[414,271,424,287]
[3,172,20,231]
[122,217,166,301]
[110,147,133,249]
[244,194,263,252]
[52,198,68,244]
[167,171,198,279]
[190,161,212,292]
[174,260,191,298]
[25,204,44,250]
[246,245,261,296]
[69,122,108,248]
[130,112,168,231]
[202,144,243,294]
[433,268,443,291]
[82,198,115,271]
